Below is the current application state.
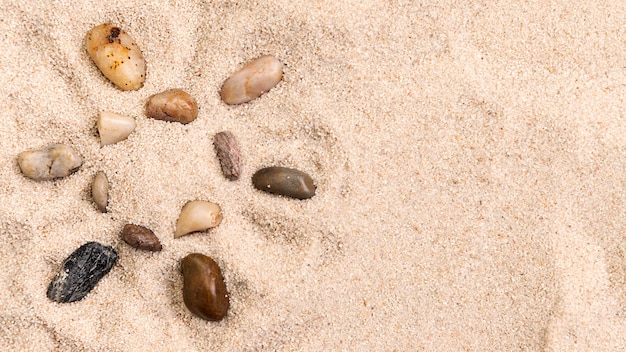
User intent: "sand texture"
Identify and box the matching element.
[0,1,625,351]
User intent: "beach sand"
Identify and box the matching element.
[0,0,624,350]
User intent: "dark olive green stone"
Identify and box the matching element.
[252,166,316,199]
[181,253,229,321]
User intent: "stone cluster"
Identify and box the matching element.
[20,22,319,322]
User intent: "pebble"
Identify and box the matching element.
[121,224,162,251]
[175,200,223,238]
[92,171,109,213]
[97,111,136,146]
[86,23,146,91]
[17,144,82,181]
[181,253,229,321]
[47,242,118,303]
[146,89,198,124]
[220,55,283,105]
[252,166,316,199]
[213,131,242,181]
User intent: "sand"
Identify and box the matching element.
[0,0,624,351]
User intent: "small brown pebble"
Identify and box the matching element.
[92,171,109,213]
[121,224,162,251]
[146,88,198,124]
[220,55,283,105]
[213,131,242,181]
[181,253,230,321]
[252,166,316,199]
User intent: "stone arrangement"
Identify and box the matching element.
[18,22,317,322]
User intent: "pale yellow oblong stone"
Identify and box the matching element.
[86,23,146,90]
[220,55,283,105]
[175,201,223,238]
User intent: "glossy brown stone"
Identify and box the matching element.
[252,166,316,199]
[146,89,198,124]
[181,253,229,321]
[121,224,162,251]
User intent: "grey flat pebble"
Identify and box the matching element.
[47,242,118,303]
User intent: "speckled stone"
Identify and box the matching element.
[47,242,117,303]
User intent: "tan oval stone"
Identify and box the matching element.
[220,55,283,105]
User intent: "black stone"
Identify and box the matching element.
[47,242,118,303]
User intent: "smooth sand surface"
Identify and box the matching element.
[1,1,624,351]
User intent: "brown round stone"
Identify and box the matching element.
[181,253,229,321]
[146,88,198,124]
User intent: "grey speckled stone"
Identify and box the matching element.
[47,242,117,303]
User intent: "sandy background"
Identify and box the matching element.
[0,0,624,351]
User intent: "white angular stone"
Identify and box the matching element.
[86,23,146,91]
[97,111,136,146]
[175,200,223,238]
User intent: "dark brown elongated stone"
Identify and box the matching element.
[181,253,229,321]
[47,242,117,303]
[121,224,162,251]
[213,131,242,181]
[252,166,316,199]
